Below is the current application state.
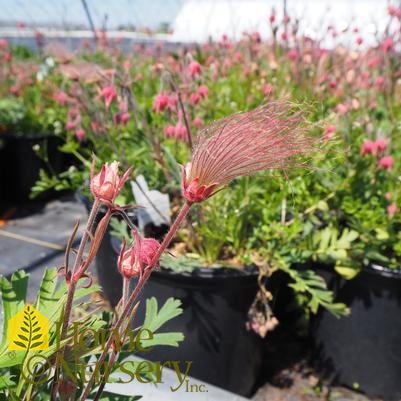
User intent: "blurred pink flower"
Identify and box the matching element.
[324,125,336,141]
[198,84,209,98]
[378,155,394,170]
[164,124,175,138]
[66,121,75,131]
[190,92,201,105]
[263,84,273,97]
[287,49,298,61]
[182,102,315,204]
[153,91,169,113]
[193,117,203,128]
[100,85,118,109]
[174,123,188,141]
[375,138,387,153]
[188,60,202,79]
[53,91,68,106]
[75,128,86,141]
[382,38,393,52]
[361,140,376,155]
[118,229,160,278]
[387,203,398,219]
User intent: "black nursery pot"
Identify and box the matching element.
[95,227,264,396]
[312,264,401,400]
[132,267,264,397]
[1,134,67,202]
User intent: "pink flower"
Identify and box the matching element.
[193,117,203,128]
[324,125,336,141]
[164,124,175,138]
[53,91,68,106]
[75,128,86,141]
[356,37,363,45]
[174,123,188,141]
[114,112,130,125]
[375,138,387,153]
[361,140,376,155]
[190,92,201,105]
[0,39,8,48]
[153,91,169,113]
[378,155,394,170]
[382,38,393,52]
[188,61,202,78]
[182,101,315,204]
[287,49,298,61]
[198,84,209,98]
[100,85,118,109]
[385,192,393,201]
[375,76,385,88]
[90,160,132,204]
[269,11,276,23]
[263,84,273,96]
[118,229,160,278]
[387,203,398,219]
[135,72,143,81]
[66,121,75,131]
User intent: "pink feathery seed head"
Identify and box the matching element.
[90,160,132,204]
[378,155,394,170]
[182,101,316,204]
[118,229,160,278]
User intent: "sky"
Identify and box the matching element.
[0,0,184,29]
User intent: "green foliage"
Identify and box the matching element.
[0,270,183,400]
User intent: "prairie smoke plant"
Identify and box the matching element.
[118,229,160,279]
[90,160,132,205]
[182,101,316,204]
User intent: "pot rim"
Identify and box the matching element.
[366,263,401,279]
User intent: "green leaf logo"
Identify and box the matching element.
[8,304,49,350]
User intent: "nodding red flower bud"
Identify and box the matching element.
[118,230,160,278]
[378,155,393,171]
[100,85,118,109]
[198,84,209,98]
[90,160,132,204]
[387,203,398,219]
[361,140,376,155]
[382,38,393,52]
[188,61,202,79]
[75,128,85,141]
[153,91,169,113]
[375,138,387,153]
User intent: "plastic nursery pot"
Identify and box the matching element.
[311,264,401,400]
[2,134,67,203]
[131,265,264,397]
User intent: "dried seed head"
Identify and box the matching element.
[182,101,316,203]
